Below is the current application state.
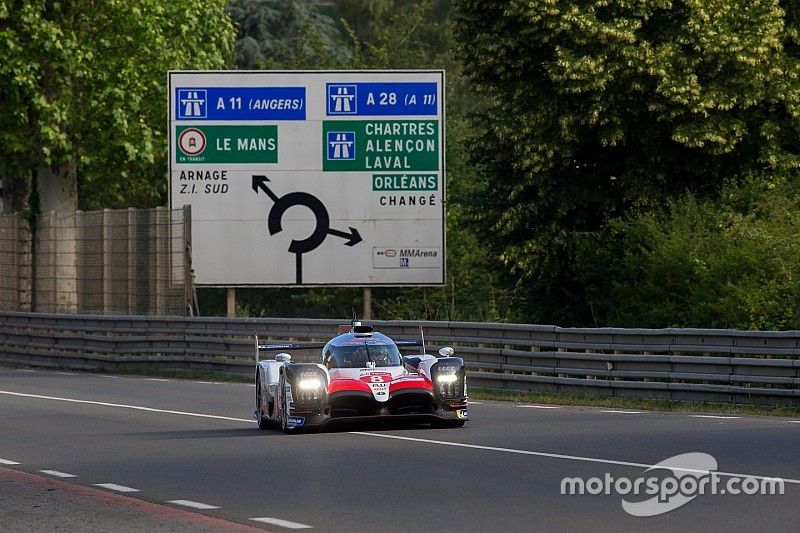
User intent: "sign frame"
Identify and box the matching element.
[168,70,446,288]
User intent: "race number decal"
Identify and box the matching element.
[361,372,391,402]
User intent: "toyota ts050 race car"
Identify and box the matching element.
[253,322,468,433]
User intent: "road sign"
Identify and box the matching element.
[168,71,445,286]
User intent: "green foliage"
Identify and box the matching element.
[336,0,512,321]
[605,176,800,329]
[453,0,800,325]
[228,0,349,69]
[0,0,235,210]
[198,0,513,322]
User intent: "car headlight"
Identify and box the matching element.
[298,378,323,390]
[432,360,465,401]
[436,373,458,384]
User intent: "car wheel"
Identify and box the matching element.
[256,375,273,430]
[279,375,296,434]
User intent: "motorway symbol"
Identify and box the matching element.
[327,131,355,160]
[252,175,362,284]
[327,84,357,114]
[177,89,207,118]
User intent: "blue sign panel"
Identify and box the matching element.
[176,87,306,120]
[326,82,437,116]
[327,131,356,161]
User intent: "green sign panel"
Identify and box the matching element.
[176,125,278,164]
[372,173,438,191]
[322,120,439,172]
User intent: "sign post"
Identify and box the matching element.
[168,71,446,287]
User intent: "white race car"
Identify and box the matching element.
[253,322,468,433]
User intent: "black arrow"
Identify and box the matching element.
[328,227,362,246]
[253,174,363,284]
[267,192,331,256]
[251,175,278,202]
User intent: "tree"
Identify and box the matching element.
[0,0,235,213]
[227,0,349,70]
[608,176,800,329]
[199,1,514,321]
[453,0,800,325]
[336,0,511,321]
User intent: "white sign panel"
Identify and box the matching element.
[168,71,445,286]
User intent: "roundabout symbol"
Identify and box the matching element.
[252,175,362,284]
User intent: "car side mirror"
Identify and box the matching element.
[438,346,454,357]
[275,353,292,362]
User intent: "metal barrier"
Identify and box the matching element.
[1,311,798,404]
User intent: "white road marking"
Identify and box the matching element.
[518,405,560,409]
[145,378,171,382]
[167,500,220,510]
[689,415,741,420]
[99,375,120,379]
[468,401,484,405]
[250,517,313,529]
[0,458,21,465]
[600,410,643,414]
[5,389,797,486]
[790,421,800,424]
[349,432,800,485]
[40,470,76,478]
[94,483,140,493]
[56,372,75,376]
[0,390,253,423]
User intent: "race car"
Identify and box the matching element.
[253,321,468,433]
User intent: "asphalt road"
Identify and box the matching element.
[0,367,798,532]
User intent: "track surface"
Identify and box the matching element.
[0,367,798,531]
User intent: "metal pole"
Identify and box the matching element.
[182,205,193,316]
[103,209,111,314]
[127,208,136,314]
[227,287,236,317]
[363,287,372,320]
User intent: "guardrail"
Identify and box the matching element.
[1,311,798,404]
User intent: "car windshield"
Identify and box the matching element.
[327,343,401,368]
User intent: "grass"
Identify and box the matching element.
[111,365,251,383]
[469,388,800,417]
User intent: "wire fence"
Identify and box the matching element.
[0,207,193,316]
[0,212,32,312]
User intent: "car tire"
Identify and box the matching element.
[256,375,272,430]
[279,375,296,434]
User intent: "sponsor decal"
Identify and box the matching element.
[361,373,392,402]
[341,338,387,346]
[287,416,305,427]
[456,409,469,419]
[359,372,392,383]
